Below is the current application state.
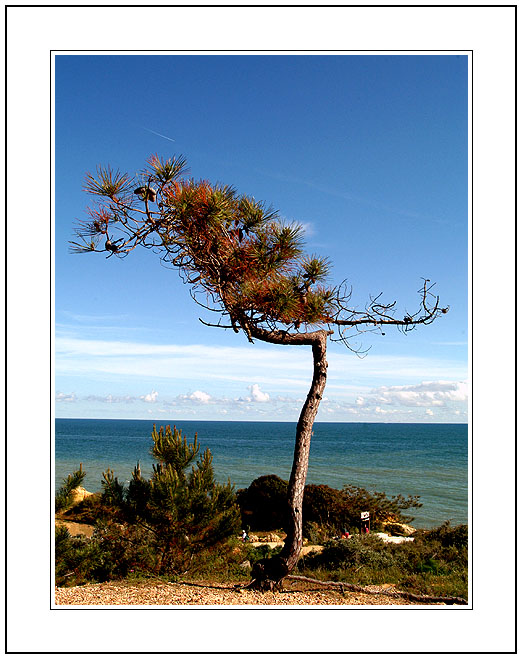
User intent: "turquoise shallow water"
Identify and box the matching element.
[55,419,468,529]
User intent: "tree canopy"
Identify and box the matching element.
[72,154,446,349]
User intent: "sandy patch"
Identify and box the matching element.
[56,521,95,538]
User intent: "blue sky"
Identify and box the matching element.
[55,54,468,422]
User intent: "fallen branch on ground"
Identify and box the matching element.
[284,575,468,605]
[175,581,233,591]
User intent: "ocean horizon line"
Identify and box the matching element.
[55,417,467,426]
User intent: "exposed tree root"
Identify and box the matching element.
[284,574,468,605]
[243,556,289,591]
[178,577,466,605]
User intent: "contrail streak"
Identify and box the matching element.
[144,127,176,143]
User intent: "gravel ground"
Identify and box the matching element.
[55,580,432,606]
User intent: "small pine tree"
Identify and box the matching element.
[55,464,87,513]
[101,425,241,575]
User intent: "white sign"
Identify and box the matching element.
[360,511,370,520]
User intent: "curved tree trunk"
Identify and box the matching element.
[250,332,329,590]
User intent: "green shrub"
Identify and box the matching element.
[303,536,394,571]
[425,521,468,549]
[55,523,129,586]
[302,484,348,534]
[296,523,468,600]
[237,475,288,531]
[237,475,423,534]
[55,465,86,513]
[59,493,103,523]
[416,557,447,575]
[340,485,422,526]
[98,425,242,576]
[303,521,332,545]
[246,543,282,563]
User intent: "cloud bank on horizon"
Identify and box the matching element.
[55,333,468,421]
[55,379,468,422]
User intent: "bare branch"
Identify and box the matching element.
[330,278,447,349]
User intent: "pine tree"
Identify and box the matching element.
[101,425,240,575]
[55,464,87,513]
[73,154,446,589]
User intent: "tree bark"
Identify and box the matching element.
[249,331,329,590]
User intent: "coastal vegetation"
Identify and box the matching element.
[55,429,467,601]
[55,463,87,513]
[237,474,422,542]
[71,154,447,589]
[56,425,240,581]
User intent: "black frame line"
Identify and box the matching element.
[3,2,516,654]
[49,45,473,612]
[49,43,474,612]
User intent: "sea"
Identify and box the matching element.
[55,419,468,530]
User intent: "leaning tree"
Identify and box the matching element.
[72,154,447,590]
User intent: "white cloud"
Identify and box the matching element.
[85,394,136,404]
[249,384,270,403]
[188,390,212,404]
[56,391,76,403]
[140,389,158,403]
[360,380,468,408]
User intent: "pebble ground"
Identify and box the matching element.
[55,580,430,606]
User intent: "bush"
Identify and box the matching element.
[425,521,468,549]
[237,474,288,531]
[340,485,422,526]
[246,543,282,563]
[303,536,394,571]
[416,557,447,576]
[297,523,468,600]
[98,425,242,576]
[55,523,129,586]
[58,493,103,523]
[237,475,423,536]
[389,523,468,571]
[302,484,347,534]
[303,521,332,545]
